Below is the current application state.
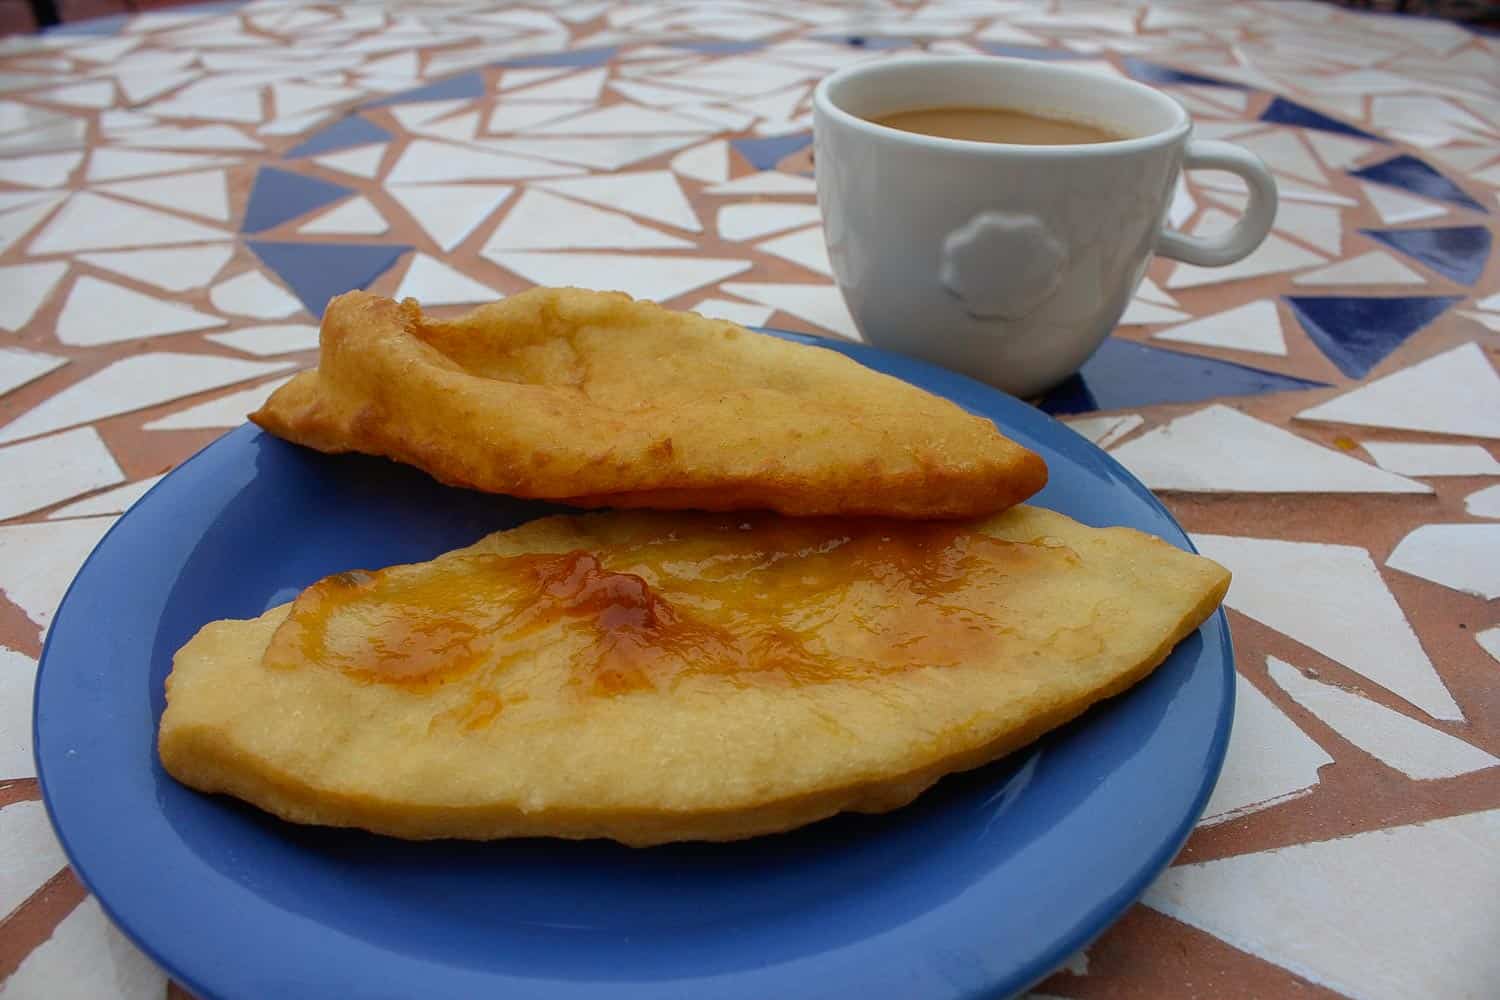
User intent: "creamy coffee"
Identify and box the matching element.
[871,106,1124,145]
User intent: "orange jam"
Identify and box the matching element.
[262,515,1077,697]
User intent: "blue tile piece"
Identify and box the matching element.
[1350,155,1487,213]
[1039,338,1326,415]
[1285,295,1462,379]
[362,72,485,108]
[812,34,915,50]
[241,167,353,234]
[1361,226,1492,287]
[731,133,813,171]
[284,115,392,159]
[670,41,764,55]
[44,13,127,35]
[498,46,617,68]
[977,42,1080,60]
[1122,58,1245,88]
[1258,97,1383,141]
[247,242,411,316]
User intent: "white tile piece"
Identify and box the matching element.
[0,353,293,446]
[1064,413,1145,451]
[143,375,294,431]
[257,109,334,138]
[1268,656,1496,780]
[755,225,831,277]
[1135,277,1178,308]
[1270,201,1343,256]
[117,124,262,152]
[0,191,52,215]
[0,346,66,401]
[719,282,859,340]
[506,67,607,103]
[1304,131,1379,171]
[533,170,700,233]
[0,427,123,521]
[689,297,775,327]
[0,151,80,188]
[3,897,166,1000]
[1467,484,1500,519]
[34,80,115,110]
[71,36,142,63]
[1291,249,1427,287]
[1200,673,1332,826]
[676,103,756,132]
[1153,300,1288,356]
[0,799,67,910]
[1114,405,1430,495]
[388,100,473,133]
[0,196,62,255]
[0,118,88,157]
[1118,300,1191,325]
[1297,343,1500,439]
[0,648,34,773]
[1387,524,1500,599]
[394,253,499,307]
[489,252,750,305]
[705,172,816,197]
[1478,291,1500,311]
[670,139,730,184]
[1362,183,1448,225]
[406,110,480,144]
[387,183,512,253]
[1143,810,1500,1000]
[271,81,361,118]
[486,101,592,133]
[1167,210,1326,289]
[1423,143,1500,175]
[94,168,231,222]
[484,189,692,252]
[1362,442,1500,477]
[530,104,714,137]
[498,67,572,91]
[31,192,225,254]
[1193,534,1460,720]
[0,261,66,332]
[78,244,233,294]
[0,516,116,629]
[386,139,581,185]
[1195,173,1358,206]
[149,87,265,125]
[1477,626,1500,664]
[313,144,385,179]
[1464,311,1500,333]
[298,196,388,236]
[210,270,304,320]
[717,202,821,242]
[477,135,701,172]
[115,68,199,106]
[205,324,319,357]
[48,474,164,519]
[58,275,226,346]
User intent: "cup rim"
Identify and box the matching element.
[813,55,1193,156]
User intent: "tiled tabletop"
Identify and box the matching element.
[1,1,1498,997]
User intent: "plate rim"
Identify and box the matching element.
[33,328,1234,1000]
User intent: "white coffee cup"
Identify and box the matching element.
[812,56,1277,398]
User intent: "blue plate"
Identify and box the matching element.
[35,332,1232,1000]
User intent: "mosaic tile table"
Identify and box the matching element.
[1,0,1498,997]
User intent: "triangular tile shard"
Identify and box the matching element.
[56,275,226,346]
[1387,524,1500,600]
[1361,227,1491,287]
[1351,155,1488,213]
[394,253,500,306]
[1268,657,1497,780]
[241,166,352,233]
[1199,673,1332,826]
[1143,811,1500,1000]
[487,252,750,304]
[387,183,513,252]
[1112,405,1430,494]
[246,241,411,316]
[1258,96,1384,139]
[363,72,486,108]
[29,192,225,253]
[1192,534,1461,720]
[285,115,392,158]
[1152,300,1287,356]
[1297,343,1500,439]
[1285,295,1462,378]
[1041,339,1326,415]
[483,189,692,251]
[77,245,232,293]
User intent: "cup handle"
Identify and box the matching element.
[1155,139,1278,267]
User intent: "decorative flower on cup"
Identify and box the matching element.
[940,211,1068,320]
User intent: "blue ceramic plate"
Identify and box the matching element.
[36,332,1232,1000]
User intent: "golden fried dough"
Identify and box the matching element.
[250,288,1047,518]
[158,507,1228,846]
